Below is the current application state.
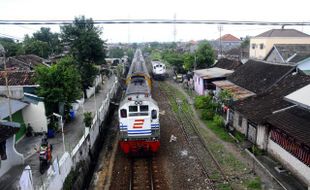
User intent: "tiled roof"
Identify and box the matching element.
[255,29,310,38]
[213,58,242,70]
[266,106,310,147]
[194,67,234,79]
[0,121,20,143]
[233,72,310,124]
[228,60,294,94]
[0,54,49,71]
[217,34,241,42]
[0,71,36,86]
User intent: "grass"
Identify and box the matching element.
[204,120,234,143]
[246,177,262,189]
[234,131,246,143]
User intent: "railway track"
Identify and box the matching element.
[129,156,158,190]
[158,81,232,190]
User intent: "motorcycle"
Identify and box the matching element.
[37,138,52,174]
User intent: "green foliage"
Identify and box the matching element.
[23,35,49,58]
[234,131,246,142]
[61,16,106,91]
[201,109,214,120]
[162,50,185,73]
[83,112,93,128]
[241,36,250,48]
[218,89,233,105]
[250,145,264,156]
[213,114,225,128]
[33,27,63,55]
[183,52,195,71]
[150,50,162,61]
[194,95,214,109]
[195,40,215,68]
[35,56,82,115]
[108,47,124,58]
[0,38,23,56]
[204,120,233,142]
[246,177,262,189]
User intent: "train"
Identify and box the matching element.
[118,49,160,154]
[151,60,166,80]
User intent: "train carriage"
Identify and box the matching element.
[151,61,166,80]
[119,49,160,154]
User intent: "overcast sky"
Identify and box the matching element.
[1,0,310,43]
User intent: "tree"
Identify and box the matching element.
[183,52,195,71]
[61,16,106,93]
[35,56,82,115]
[23,35,49,58]
[195,40,215,69]
[0,38,23,57]
[108,47,124,58]
[162,50,184,73]
[33,27,63,55]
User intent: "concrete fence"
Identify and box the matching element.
[38,77,119,190]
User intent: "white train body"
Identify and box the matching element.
[118,49,160,154]
[151,61,166,80]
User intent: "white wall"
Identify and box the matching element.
[233,111,247,134]
[256,125,268,150]
[0,86,24,99]
[0,136,24,177]
[268,139,310,186]
[22,102,48,133]
[298,59,310,72]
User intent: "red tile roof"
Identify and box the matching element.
[217,34,241,42]
[0,71,36,86]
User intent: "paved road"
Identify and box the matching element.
[0,76,116,189]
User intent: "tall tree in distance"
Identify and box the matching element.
[33,27,63,55]
[61,16,106,95]
[195,40,215,69]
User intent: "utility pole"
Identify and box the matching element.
[218,25,223,57]
[0,44,13,122]
[173,13,177,42]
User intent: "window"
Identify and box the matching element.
[159,65,162,67]
[120,109,127,118]
[151,110,157,119]
[238,115,242,126]
[129,106,138,112]
[153,66,156,69]
[259,43,264,49]
[251,43,256,49]
[140,105,149,112]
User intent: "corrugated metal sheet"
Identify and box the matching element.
[284,84,310,110]
[194,67,233,79]
[0,97,28,119]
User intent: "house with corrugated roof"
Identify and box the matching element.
[264,44,310,74]
[213,59,294,125]
[265,84,310,186]
[0,54,50,71]
[250,29,310,60]
[193,67,234,95]
[216,34,242,51]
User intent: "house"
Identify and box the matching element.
[250,29,310,60]
[265,85,310,186]
[193,67,234,95]
[213,58,242,71]
[0,121,24,178]
[264,44,310,74]
[0,54,49,71]
[0,71,48,139]
[215,34,242,52]
[231,72,310,150]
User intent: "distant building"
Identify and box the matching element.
[250,29,310,60]
[193,67,234,95]
[215,34,242,53]
[264,44,310,74]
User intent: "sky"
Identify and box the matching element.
[1,0,310,43]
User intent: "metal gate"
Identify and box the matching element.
[247,122,257,144]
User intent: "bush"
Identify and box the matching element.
[194,95,214,109]
[201,109,214,120]
[83,112,93,128]
[213,115,224,128]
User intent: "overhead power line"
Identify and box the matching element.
[0,19,310,26]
